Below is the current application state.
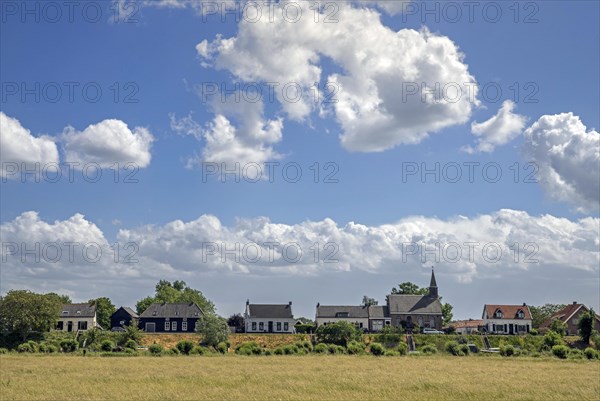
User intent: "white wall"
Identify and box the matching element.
[56,316,96,331]
[245,318,296,333]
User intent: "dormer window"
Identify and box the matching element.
[62,311,68,314]
[494,309,503,319]
[152,311,157,316]
[335,312,349,318]
[516,310,525,319]
[76,311,81,314]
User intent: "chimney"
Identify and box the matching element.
[317,302,320,308]
[573,301,577,305]
[289,301,292,306]
[246,299,249,306]
[523,302,526,306]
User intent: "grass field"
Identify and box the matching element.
[1,355,599,401]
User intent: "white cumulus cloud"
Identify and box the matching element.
[61,119,154,168]
[523,113,599,212]
[0,112,59,179]
[464,100,527,153]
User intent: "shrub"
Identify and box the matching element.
[124,339,137,350]
[445,341,461,356]
[196,313,229,347]
[297,341,313,352]
[584,347,598,360]
[100,340,114,352]
[235,342,262,356]
[347,340,366,355]
[314,343,328,354]
[148,344,164,355]
[263,349,273,356]
[375,326,403,345]
[190,346,206,355]
[0,348,8,354]
[591,332,600,351]
[550,319,567,337]
[458,344,470,356]
[216,342,228,354]
[396,342,408,355]
[420,344,437,354]
[327,344,345,354]
[529,328,539,336]
[370,343,385,356]
[500,344,515,357]
[169,348,180,355]
[274,347,285,355]
[17,341,37,353]
[543,331,564,349]
[315,321,362,346]
[283,344,300,355]
[552,345,569,359]
[295,324,315,334]
[176,340,194,355]
[384,349,400,356]
[60,339,78,353]
[568,349,584,360]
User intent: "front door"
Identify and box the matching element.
[268,321,273,333]
[509,324,514,335]
[145,323,155,333]
[67,321,73,332]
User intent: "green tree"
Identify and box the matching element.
[88,297,115,330]
[227,313,245,332]
[529,304,566,328]
[0,290,63,340]
[296,317,314,325]
[362,296,378,306]
[196,313,229,347]
[135,280,215,315]
[388,281,453,327]
[550,318,567,336]
[577,308,597,344]
[315,321,362,346]
[46,293,72,304]
[442,303,454,326]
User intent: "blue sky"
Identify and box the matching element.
[1,1,599,320]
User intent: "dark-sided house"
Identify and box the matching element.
[315,304,390,332]
[244,300,296,333]
[386,269,443,331]
[139,302,203,333]
[541,302,600,335]
[110,306,139,331]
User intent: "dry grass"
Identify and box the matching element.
[1,354,598,401]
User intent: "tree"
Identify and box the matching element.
[46,293,71,304]
[529,304,566,328]
[0,290,63,340]
[315,321,362,346]
[196,313,229,347]
[227,314,245,333]
[550,318,567,337]
[88,297,115,330]
[578,308,596,344]
[362,296,378,306]
[391,282,428,295]
[135,280,216,315]
[442,303,454,326]
[296,317,314,325]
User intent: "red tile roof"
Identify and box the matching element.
[541,303,600,327]
[483,304,532,320]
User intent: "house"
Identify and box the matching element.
[110,306,139,331]
[387,269,443,331]
[244,300,296,333]
[541,302,600,335]
[315,304,391,332]
[482,303,532,335]
[56,303,98,332]
[139,302,203,333]
[452,319,483,335]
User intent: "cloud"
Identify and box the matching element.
[523,113,600,212]
[197,2,478,153]
[463,100,527,153]
[0,112,59,179]
[61,119,154,168]
[360,1,412,15]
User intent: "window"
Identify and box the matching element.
[56,321,64,330]
[429,317,435,328]
[494,309,503,319]
[418,317,423,326]
[119,320,125,325]
[182,321,188,331]
[372,320,383,331]
[165,321,170,331]
[277,322,282,331]
[259,322,264,331]
[62,311,68,315]
[78,321,88,330]
[335,312,349,318]
[172,321,177,331]
[284,322,289,331]
[516,310,524,319]
[252,322,257,331]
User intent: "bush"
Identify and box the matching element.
[375,326,403,345]
[216,342,228,354]
[148,344,164,355]
[124,339,137,350]
[592,333,600,351]
[420,344,437,354]
[370,343,385,356]
[17,341,38,353]
[584,347,598,360]
[190,346,206,355]
[263,349,273,356]
[445,341,469,356]
[295,324,315,334]
[529,328,539,336]
[568,349,584,360]
[544,331,564,349]
[297,341,313,353]
[552,345,569,359]
[315,321,362,346]
[60,339,78,353]
[314,343,328,354]
[283,344,300,355]
[459,344,470,356]
[274,347,285,355]
[169,348,180,355]
[100,340,114,352]
[235,342,262,356]
[327,344,345,354]
[500,344,515,357]
[0,348,8,354]
[176,340,194,355]
[396,342,408,355]
[347,340,366,355]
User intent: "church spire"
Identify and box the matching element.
[429,267,438,298]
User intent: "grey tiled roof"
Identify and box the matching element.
[316,305,369,318]
[139,303,203,318]
[120,306,139,318]
[248,304,294,319]
[59,303,96,318]
[368,305,390,318]
[387,295,442,315]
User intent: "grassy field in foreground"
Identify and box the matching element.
[1,355,599,401]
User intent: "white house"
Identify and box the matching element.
[482,304,532,335]
[244,300,296,334]
[315,304,391,332]
[56,303,99,332]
